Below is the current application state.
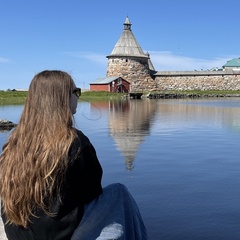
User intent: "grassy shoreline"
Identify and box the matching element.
[0,91,28,104]
[1,90,240,104]
[0,91,126,104]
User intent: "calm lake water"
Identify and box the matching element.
[1,98,240,240]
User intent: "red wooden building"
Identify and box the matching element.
[90,76,130,93]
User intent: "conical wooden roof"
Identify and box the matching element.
[107,16,148,58]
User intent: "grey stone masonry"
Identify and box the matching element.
[106,66,240,91]
[154,71,240,91]
[106,17,240,92]
[107,57,156,92]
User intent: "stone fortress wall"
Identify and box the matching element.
[153,70,240,91]
[106,17,240,92]
[108,59,240,92]
[107,57,154,92]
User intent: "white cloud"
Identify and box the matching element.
[0,57,10,63]
[148,51,238,71]
[64,50,238,72]
[64,51,107,65]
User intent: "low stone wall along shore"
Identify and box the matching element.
[147,93,240,99]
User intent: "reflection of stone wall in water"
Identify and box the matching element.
[108,99,240,170]
[109,100,157,170]
[155,100,240,132]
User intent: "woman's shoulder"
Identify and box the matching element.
[74,129,91,145]
[68,129,92,160]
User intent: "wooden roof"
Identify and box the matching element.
[90,76,130,85]
[107,16,148,58]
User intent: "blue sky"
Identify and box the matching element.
[1,0,240,90]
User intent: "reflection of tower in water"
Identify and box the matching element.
[109,100,156,170]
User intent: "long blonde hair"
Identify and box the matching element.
[0,70,77,227]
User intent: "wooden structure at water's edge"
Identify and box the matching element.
[129,93,143,99]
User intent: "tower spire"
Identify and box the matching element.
[124,16,132,30]
[106,16,155,92]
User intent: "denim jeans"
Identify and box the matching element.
[72,183,148,240]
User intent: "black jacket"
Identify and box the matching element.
[1,130,103,240]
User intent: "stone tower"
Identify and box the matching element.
[106,16,156,92]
